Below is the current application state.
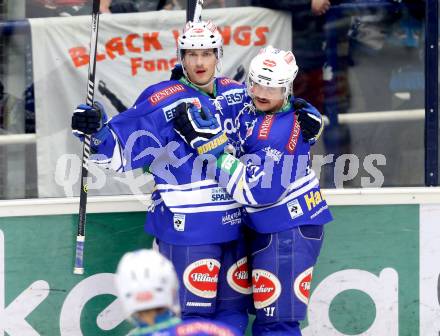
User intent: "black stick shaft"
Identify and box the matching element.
[74,0,101,275]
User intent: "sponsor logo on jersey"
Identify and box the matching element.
[258,114,275,140]
[227,257,252,294]
[287,199,304,220]
[262,146,283,163]
[252,269,282,309]
[211,187,234,202]
[183,259,220,299]
[304,190,324,211]
[286,117,301,153]
[222,209,241,226]
[293,267,313,304]
[220,78,240,86]
[193,28,204,33]
[148,84,186,105]
[284,51,295,65]
[223,89,244,106]
[162,97,201,121]
[176,321,235,336]
[263,59,276,67]
[173,214,186,231]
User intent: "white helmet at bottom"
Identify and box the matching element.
[115,249,180,317]
[247,45,299,102]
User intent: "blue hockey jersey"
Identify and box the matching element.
[89,77,247,245]
[127,317,241,336]
[214,96,333,233]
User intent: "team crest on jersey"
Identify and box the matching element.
[293,267,313,304]
[173,214,186,231]
[262,146,283,163]
[258,114,275,140]
[148,84,186,105]
[227,257,252,294]
[252,269,282,309]
[183,259,220,299]
[287,199,303,220]
[286,117,301,153]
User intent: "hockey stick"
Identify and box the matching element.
[73,0,101,275]
[187,0,204,23]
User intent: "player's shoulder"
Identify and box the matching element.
[134,80,189,106]
[216,77,245,91]
[174,319,241,336]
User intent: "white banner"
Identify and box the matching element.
[29,7,291,197]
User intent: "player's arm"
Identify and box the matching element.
[173,103,293,206]
[71,101,170,173]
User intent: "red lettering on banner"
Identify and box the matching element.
[106,37,125,59]
[234,26,251,46]
[286,117,301,153]
[69,46,105,68]
[172,30,180,46]
[130,57,177,76]
[218,26,231,45]
[126,33,141,53]
[255,26,268,46]
[258,114,275,140]
[148,84,186,105]
[143,32,163,51]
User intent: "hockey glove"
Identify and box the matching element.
[174,102,229,157]
[170,64,184,81]
[72,101,108,138]
[294,98,323,145]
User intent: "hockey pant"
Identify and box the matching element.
[157,238,252,334]
[249,225,324,336]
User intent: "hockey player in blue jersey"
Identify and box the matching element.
[115,249,241,336]
[71,20,251,332]
[173,46,333,335]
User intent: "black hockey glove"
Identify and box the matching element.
[170,64,184,81]
[294,98,323,145]
[72,101,107,136]
[174,102,228,157]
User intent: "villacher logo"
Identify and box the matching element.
[183,259,221,299]
[252,269,281,309]
[227,257,252,294]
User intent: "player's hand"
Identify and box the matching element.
[173,102,229,157]
[311,0,331,16]
[294,98,323,145]
[72,102,107,138]
[170,64,184,81]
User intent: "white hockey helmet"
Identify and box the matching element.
[247,45,299,102]
[115,249,180,317]
[177,20,223,63]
